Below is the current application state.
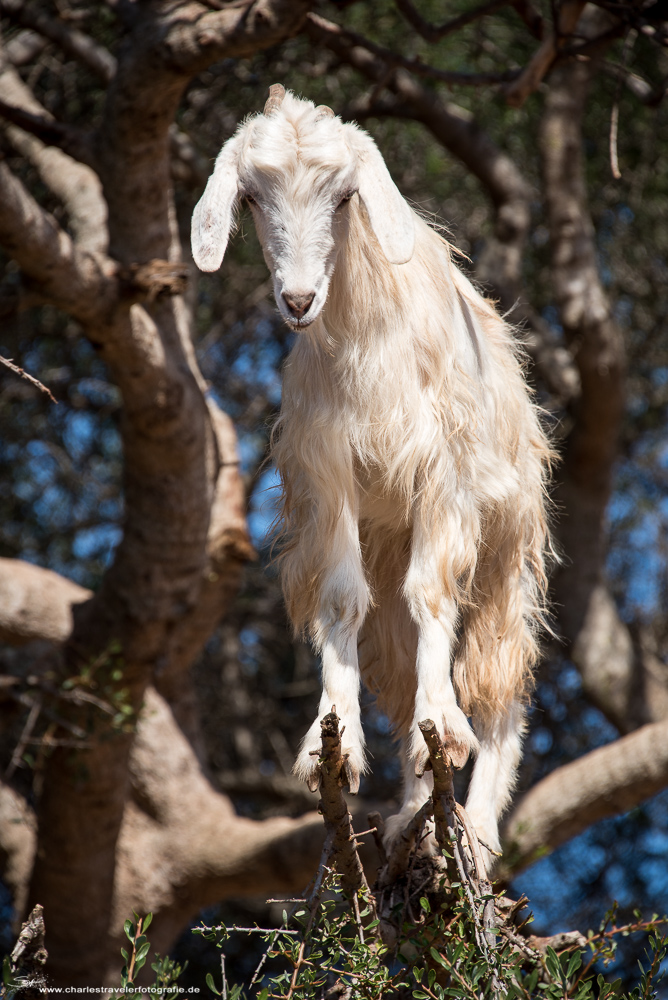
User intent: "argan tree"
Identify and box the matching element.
[0,0,667,987]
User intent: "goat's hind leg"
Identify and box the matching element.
[404,520,479,777]
[465,700,526,864]
[384,738,435,851]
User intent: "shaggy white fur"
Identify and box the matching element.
[192,86,553,864]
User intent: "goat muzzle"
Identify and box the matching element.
[282,291,315,321]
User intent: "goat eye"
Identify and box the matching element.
[336,190,356,209]
[245,193,258,207]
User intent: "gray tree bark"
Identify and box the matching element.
[0,0,315,984]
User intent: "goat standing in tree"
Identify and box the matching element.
[192,85,552,862]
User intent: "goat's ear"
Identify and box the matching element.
[355,135,415,265]
[191,137,241,272]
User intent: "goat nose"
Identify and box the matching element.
[282,291,315,319]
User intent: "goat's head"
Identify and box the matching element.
[191,85,415,329]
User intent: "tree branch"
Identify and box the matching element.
[310,14,517,87]
[0,780,35,920]
[601,59,668,105]
[0,354,57,402]
[0,61,106,251]
[0,0,116,83]
[159,0,312,76]
[504,0,586,107]
[0,96,95,167]
[503,720,668,872]
[110,687,324,974]
[3,29,47,67]
[0,160,116,322]
[307,15,526,212]
[0,558,90,646]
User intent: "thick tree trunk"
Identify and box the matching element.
[0,0,312,984]
[540,52,665,731]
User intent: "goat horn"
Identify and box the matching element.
[264,83,286,116]
[315,105,335,120]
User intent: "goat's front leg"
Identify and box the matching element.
[293,506,369,793]
[404,515,479,777]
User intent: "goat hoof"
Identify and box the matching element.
[343,757,360,794]
[443,737,471,770]
[414,745,432,778]
[306,767,321,793]
[412,727,474,775]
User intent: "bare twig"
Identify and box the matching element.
[395,0,513,42]
[610,100,621,179]
[5,693,42,779]
[610,29,636,180]
[9,689,86,739]
[285,939,307,1000]
[197,923,299,936]
[0,355,56,403]
[266,898,308,904]
[220,952,227,1000]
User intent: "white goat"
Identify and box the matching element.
[192,85,552,860]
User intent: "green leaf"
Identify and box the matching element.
[136,941,151,963]
[143,912,153,932]
[429,947,448,969]
[124,919,134,942]
[545,946,561,980]
[3,955,16,988]
[525,969,539,992]
[413,966,424,984]
[566,951,583,978]
[120,948,129,962]
[205,973,221,996]
[420,897,431,913]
